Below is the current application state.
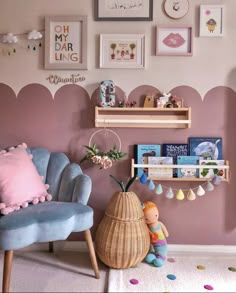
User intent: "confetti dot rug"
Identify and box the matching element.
[108,252,236,292]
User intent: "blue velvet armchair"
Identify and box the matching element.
[0,147,100,293]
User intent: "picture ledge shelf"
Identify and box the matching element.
[95,106,191,128]
[131,159,230,182]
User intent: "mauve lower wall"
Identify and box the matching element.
[1,0,236,245]
[0,82,236,245]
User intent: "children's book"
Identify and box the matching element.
[147,157,173,178]
[189,137,222,160]
[177,156,200,178]
[162,143,188,177]
[199,159,225,179]
[134,144,161,177]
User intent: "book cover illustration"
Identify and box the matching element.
[189,137,222,160]
[134,144,161,177]
[147,157,173,178]
[177,155,200,178]
[199,159,225,179]
[162,143,188,177]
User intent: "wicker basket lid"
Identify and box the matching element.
[105,191,144,221]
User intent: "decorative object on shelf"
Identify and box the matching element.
[199,5,224,37]
[143,95,155,107]
[100,34,145,69]
[99,80,116,107]
[80,128,126,169]
[95,174,150,269]
[164,0,189,19]
[156,26,193,56]
[143,201,169,267]
[95,0,153,21]
[44,15,88,70]
[156,92,184,108]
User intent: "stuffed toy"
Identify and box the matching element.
[143,201,169,267]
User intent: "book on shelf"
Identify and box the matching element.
[162,143,188,177]
[177,155,200,178]
[199,159,225,179]
[134,144,161,177]
[189,137,222,160]
[147,157,173,178]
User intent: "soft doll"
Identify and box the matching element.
[143,201,169,267]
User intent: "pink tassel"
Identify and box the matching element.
[46,194,53,201]
[39,195,45,202]
[0,203,6,209]
[22,202,28,208]
[32,198,39,205]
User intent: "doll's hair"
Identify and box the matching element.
[142,201,158,214]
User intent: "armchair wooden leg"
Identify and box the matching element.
[84,229,100,279]
[49,241,54,253]
[3,250,13,293]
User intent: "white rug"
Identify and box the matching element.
[108,252,236,292]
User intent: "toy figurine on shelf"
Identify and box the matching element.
[143,95,155,107]
[118,92,137,108]
[142,201,169,267]
[156,92,184,108]
[99,80,116,107]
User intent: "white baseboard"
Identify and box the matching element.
[20,241,236,255]
[168,244,236,255]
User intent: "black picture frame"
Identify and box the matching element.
[95,0,153,21]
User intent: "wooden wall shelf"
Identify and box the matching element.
[131,159,230,182]
[95,106,191,128]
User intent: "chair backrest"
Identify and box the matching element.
[28,147,85,203]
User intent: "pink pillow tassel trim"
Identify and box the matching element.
[0,143,53,215]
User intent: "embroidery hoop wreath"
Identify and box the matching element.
[80,129,126,169]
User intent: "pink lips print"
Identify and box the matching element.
[162,33,186,48]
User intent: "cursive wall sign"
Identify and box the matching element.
[46,73,85,85]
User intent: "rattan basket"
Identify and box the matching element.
[95,191,150,269]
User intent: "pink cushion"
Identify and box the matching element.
[0,143,52,215]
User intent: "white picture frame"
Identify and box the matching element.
[95,0,153,21]
[199,5,224,37]
[156,26,193,56]
[100,34,145,69]
[44,15,87,70]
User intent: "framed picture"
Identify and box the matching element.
[199,5,224,37]
[44,15,87,70]
[100,34,145,69]
[95,0,153,21]
[156,26,193,56]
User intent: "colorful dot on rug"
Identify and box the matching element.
[129,279,139,285]
[167,274,176,280]
[204,284,214,290]
[167,257,176,263]
[228,267,236,272]
[197,265,206,270]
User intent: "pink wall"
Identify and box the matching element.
[0,82,236,245]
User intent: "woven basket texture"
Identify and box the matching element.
[95,191,150,269]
